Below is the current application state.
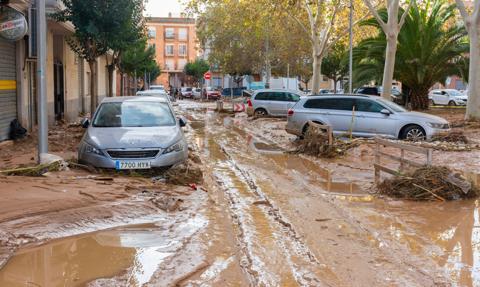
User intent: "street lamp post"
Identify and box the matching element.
[348,0,354,94]
[36,0,48,162]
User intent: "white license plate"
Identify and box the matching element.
[115,160,151,170]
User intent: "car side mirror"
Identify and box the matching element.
[81,118,90,128]
[178,116,187,127]
[380,109,391,116]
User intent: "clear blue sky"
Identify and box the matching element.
[145,0,184,17]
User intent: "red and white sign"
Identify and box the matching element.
[204,71,211,80]
[233,103,245,112]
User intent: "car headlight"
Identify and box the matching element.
[84,142,104,156]
[428,122,449,129]
[163,141,184,154]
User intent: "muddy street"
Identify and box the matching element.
[1,101,480,286]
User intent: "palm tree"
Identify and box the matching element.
[354,0,468,110]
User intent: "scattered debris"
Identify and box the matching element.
[164,162,203,185]
[149,196,184,212]
[431,130,469,144]
[293,125,360,158]
[0,161,66,177]
[377,166,479,201]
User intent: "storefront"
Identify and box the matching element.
[0,38,16,141]
[0,3,28,141]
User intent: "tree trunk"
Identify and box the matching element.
[107,64,115,97]
[120,72,125,97]
[410,87,429,110]
[311,53,323,94]
[466,28,480,120]
[381,34,398,99]
[88,60,98,115]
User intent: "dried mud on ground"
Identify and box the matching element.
[2,102,480,286]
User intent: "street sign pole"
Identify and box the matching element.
[348,0,353,94]
[36,0,48,162]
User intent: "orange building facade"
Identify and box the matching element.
[146,17,198,89]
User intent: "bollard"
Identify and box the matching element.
[216,100,224,111]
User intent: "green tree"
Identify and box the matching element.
[55,0,111,113]
[322,43,348,93]
[353,0,468,110]
[103,0,144,97]
[118,38,157,93]
[184,59,210,86]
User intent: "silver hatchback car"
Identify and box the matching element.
[78,97,188,169]
[247,89,302,117]
[286,95,450,140]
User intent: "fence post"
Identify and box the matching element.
[375,141,380,183]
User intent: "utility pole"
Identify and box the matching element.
[37,0,48,162]
[287,64,290,89]
[265,19,271,89]
[348,0,354,94]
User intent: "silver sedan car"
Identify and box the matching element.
[286,95,450,140]
[78,97,188,169]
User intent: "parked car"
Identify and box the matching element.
[192,88,202,99]
[203,87,221,100]
[78,96,188,169]
[136,90,173,103]
[246,89,302,117]
[149,85,165,92]
[428,89,468,106]
[319,89,331,94]
[221,87,247,97]
[180,87,193,99]
[286,95,450,141]
[355,86,380,96]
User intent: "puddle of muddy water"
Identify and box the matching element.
[0,216,207,287]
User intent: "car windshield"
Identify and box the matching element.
[376,98,406,113]
[448,90,463,97]
[93,101,176,127]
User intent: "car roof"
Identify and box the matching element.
[100,96,169,103]
[304,94,376,99]
[254,89,301,93]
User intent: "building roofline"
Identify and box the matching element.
[147,17,196,24]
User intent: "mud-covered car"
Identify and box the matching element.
[78,96,188,169]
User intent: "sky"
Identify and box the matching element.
[145,0,185,17]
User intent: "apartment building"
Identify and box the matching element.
[147,16,198,89]
[0,0,115,142]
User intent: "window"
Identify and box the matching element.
[255,92,269,100]
[165,59,175,70]
[93,102,176,128]
[178,28,188,40]
[165,44,174,56]
[178,44,187,56]
[178,59,187,70]
[304,98,355,110]
[165,28,175,39]
[355,99,385,113]
[147,27,156,39]
[287,93,301,102]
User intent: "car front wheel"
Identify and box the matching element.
[254,108,268,117]
[448,100,456,106]
[401,125,426,141]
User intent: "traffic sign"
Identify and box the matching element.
[204,71,211,80]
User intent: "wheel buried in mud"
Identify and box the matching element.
[402,125,426,141]
[254,108,268,117]
[448,100,457,107]
[429,99,434,106]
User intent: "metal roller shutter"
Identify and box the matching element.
[0,39,16,141]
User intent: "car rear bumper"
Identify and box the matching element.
[78,146,188,169]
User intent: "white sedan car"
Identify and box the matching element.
[428,89,468,106]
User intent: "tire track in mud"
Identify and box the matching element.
[200,132,337,286]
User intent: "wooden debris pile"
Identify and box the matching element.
[431,130,469,144]
[377,166,478,201]
[294,123,359,158]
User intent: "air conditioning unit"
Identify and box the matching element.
[28,5,37,58]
